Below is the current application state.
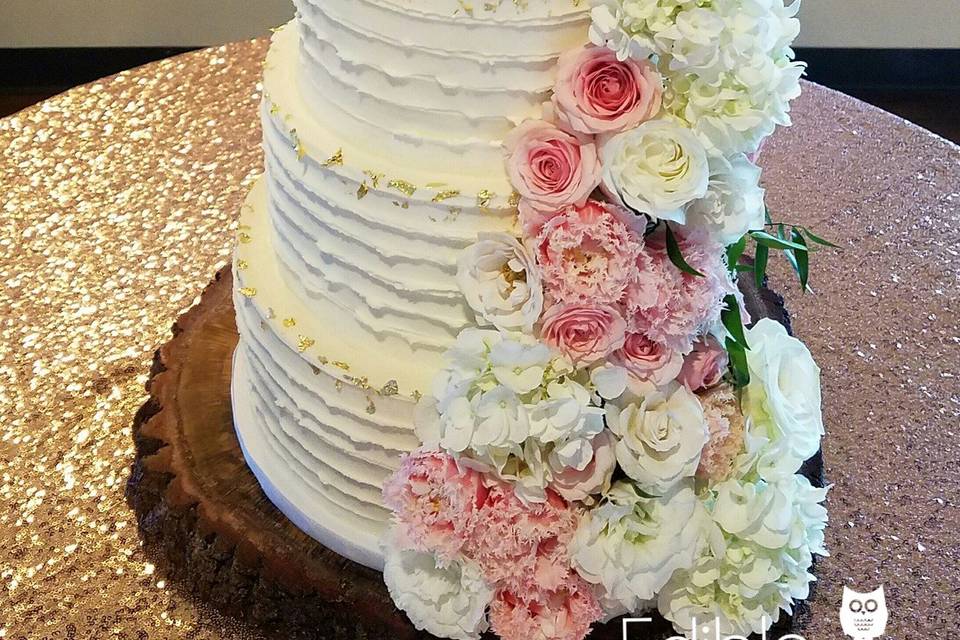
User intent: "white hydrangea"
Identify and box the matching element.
[383,541,494,640]
[657,474,829,637]
[590,0,805,156]
[418,328,615,502]
[571,480,707,614]
[456,233,543,335]
[606,383,709,493]
[686,154,766,245]
[739,318,824,481]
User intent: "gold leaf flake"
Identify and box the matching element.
[508,191,521,207]
[357,182,369,200]
[380,380,399,396]
[322,148,344,167]
[365,398,377,415]
[335,380,344,392]
[297,336,315,352]
[239,287,257,298]
[431,189,460,203]
[238,232,252,244]
[282,317,297,328]
[363,170,384,188]
[311,365,321,376]
[236,259,249,270]
[269,103,280,116]
[388,179,417,197]
[477,189,496,209]
[412,390,423,402]
[332,360,351,371]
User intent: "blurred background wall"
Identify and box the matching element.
[0,0,958,48]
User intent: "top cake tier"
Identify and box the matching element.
[292,0,590,191]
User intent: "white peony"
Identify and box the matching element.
[685,154,766,245]
[572,480,707,613]
[600,120,710,224]
[383,541,493,640]
[740,318,824,479]
[457,233,543,334]
[658,472,828,637]
[606,384,709,493]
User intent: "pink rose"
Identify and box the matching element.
[551,45,662,136]
[489,574,603,640]
[382,449,488,563]
[677,336,729,392]
[504,120,601,214]
[549,432,617,502]
[614,332,683,388]
[534,200,643,305]
[540,303,627,365]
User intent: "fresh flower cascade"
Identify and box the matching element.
[382,2,829,639]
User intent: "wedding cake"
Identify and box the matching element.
[231,0,829,638]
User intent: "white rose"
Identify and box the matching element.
[685,154,766,245]
[457,233,543,334]
[382,540,493,640]
[572,480,707,613]
[601,120,710,224]
[741,319,824,473]
[606,384,709,492]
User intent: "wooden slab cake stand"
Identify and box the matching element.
[127,265,824,640]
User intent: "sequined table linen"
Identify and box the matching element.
[1,40,958,638]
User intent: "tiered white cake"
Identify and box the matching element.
[231,0,591,570]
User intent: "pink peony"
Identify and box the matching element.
[696,385,746,483]
[627,226,737,353]
[489,574,603,640]
[551,45,662,136]
[540,303,627,365]
[463,483,578,590]
[534,200,644,305]
[677,336,729,392]
[549,431,617,503]
[504,120,601,214]
[383,449,488,563]
[613,332,683,388]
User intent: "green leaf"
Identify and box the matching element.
[665,223,705,277]
[764,206,773,225]
[735,264,756,273]
[726,236,748,272]
[800,227,841,249]
[725,337,751,388]
[754,243,769,289]
[750,230,809,252]
[792,228,810,292]
[721,294,749,350]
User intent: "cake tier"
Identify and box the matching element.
[234,179,422,569]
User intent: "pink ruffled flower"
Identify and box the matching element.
[551,45,662,136]
[613,332,683,388]
[627,226,737,353]
[383,449,488,563]
[504,120,601,214]
[463,483,578,590]
[696,385,746,483]
[677,336,729,392]
[534,200,644,305]
[549,431,617,503]
[489,574,603,640]
[540,303,627,365]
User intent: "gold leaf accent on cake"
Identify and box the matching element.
[357,182,369,200]
[282,317,297,328]
[457,0,475,16]
[290,129,306,160]
[311,365,321,376]
[363,170,384,188]
[322,148,344,167]
[332,360,351,371]
[477,189,496,210]
[236,259,249,270]
[297,336,315,352]
[380,380,399,397]
[508,191,521,207]
[335,380,344,392]
[269,103,280,116]
[392,200,410,210]
[238,232,252,244]
[239,287,257,298]
[365,398,377,415]
[388,179,417,197]
[412,390,423,402]
[431,189,460,203]
[317,355,329,365]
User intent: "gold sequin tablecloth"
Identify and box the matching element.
[1,39,959,639]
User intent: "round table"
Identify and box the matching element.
[1,40,958,639]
